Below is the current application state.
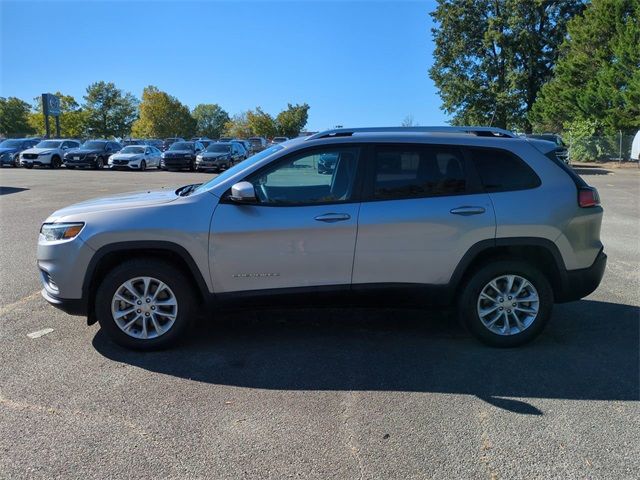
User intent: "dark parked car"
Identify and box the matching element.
[145,139,164,150]
[63,140,122,169]
[248,137,268,153]
[161,137,185,151]
[195,142,244,172]
[0,138,40,167]
[525,134,569,164]
[160,141,204,171]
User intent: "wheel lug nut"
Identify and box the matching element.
[145,312,150,316]
[499,298,503,303]
[512,303,517,307]
[137,301,141,305]
[508,296,512,300]
[137,309,141,313]
[151,306,155,310]
[507,309,511,313]
[499,307,503,311]
[146,298,151,303]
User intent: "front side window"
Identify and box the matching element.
[372,145,468,200]
[247,147,360,205]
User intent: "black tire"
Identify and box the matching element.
[95,259,197,350]
[24,164,33,169]
[51,155,61,169]
[189,160,195,172]
[13,155,20,167]
[140,160,146,171]
[457,260,553,348]
[66,165,75,169]
[95,157,104,170]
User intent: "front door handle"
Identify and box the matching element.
[450,206,486,216]
[314,213,351,223]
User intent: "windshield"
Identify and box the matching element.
[207,144,231,153]
[169,142,192,151]
[0,139,23,148]
[81,141,106,150]
[194,144,284,193]
[120,146,145,154]
[36,140,62,148]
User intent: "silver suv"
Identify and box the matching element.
[37,126,606,350]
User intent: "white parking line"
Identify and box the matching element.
[27,328,54,339]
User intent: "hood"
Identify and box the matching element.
[201,152,229,159]
[164,150,193,155]
[66,148,104,155]
[0,147,18,154]
[46,188,180,221]
[111,153,142,160]
[23,147,57,155]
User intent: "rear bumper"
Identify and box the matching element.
[556,249,607,302]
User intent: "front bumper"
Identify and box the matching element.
[41,288,87,316]
[21,155,51,166]
[162,158,192,169]
[64,158,96,167]
[557,249,607,302]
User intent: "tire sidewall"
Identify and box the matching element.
[95,260,195,350]
[459,260,553,347]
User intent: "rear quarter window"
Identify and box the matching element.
[469,148,541,192]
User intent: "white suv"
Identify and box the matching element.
[20,139,80,169]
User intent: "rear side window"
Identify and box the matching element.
[372,145,468,200]
[470,148,541,192]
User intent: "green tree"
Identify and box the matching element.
[0,97,34,136]
[83,81,138,138]
[192,103,229,139]
[530,0,640,135]
[429,0,585,131]
[247,107,277,138]
[29,92,88,138]
[275,103,310,137]
[131,86,196,139]
[223,112,253,138]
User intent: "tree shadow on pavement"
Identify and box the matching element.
[93,299,639,414]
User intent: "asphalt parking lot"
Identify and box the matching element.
[0,166,638,479]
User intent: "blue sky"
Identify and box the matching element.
[1,0,449,131]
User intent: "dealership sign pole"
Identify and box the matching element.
[41,93,61,138]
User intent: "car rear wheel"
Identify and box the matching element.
[95,157,104,169]
[458,260,553,347]
[51,156,61,169]
[24,164,33,169]
[95,259,196,350]
[13,155,20,167]
[140,160,146,171]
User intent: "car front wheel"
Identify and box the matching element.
[458,260,553,347]
[95,259,196,350]
[95,157,104,169]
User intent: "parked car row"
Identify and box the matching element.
[1,134,294,171]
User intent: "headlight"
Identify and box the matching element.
[40,222,84,241]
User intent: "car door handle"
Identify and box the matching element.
[314,213,351,223]
[450,206,486,216]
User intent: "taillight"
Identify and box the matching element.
[578,187,600,208]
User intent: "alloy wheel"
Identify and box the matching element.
[476,274,539,336]
[111,276,178,339]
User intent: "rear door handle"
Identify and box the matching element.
[314,213,351,223]
[450,206,486,216]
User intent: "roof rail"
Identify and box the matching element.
[306,126,516,140]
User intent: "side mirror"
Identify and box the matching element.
[229,181,256,203]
